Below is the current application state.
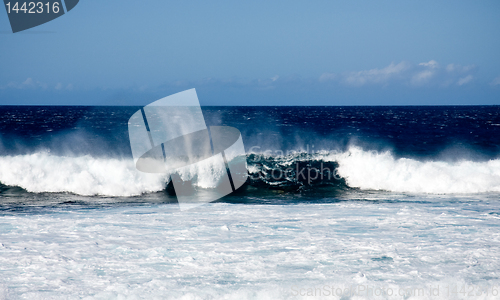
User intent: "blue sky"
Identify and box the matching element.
[1,0,499,105]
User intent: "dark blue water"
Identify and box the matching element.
[2,106,500,158]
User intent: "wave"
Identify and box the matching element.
[1,147,500,197]
[331,147,500,194]
[0,153,168,196]
[0,152,250,197]
[246,148,500,195]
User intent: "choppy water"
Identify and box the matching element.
[1,106,500,299]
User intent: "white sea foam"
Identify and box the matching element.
[0,153,168,196]
[331,146,500,194]
[1,201,500,299]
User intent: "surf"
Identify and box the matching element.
[2,147,500,197]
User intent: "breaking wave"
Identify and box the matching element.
[1,147,500,196]
[0,153,168,196]
[332,147,500,194]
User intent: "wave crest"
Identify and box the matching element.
[332,147,500,194]
[0,153,168,196]
[2,147,500,197]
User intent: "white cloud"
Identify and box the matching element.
[457,75,473,86]
[319,60,478,88]
[411,70,435,85]
[22,78,36,87]
[3,77,48,89]
[343,62,409,86]
[491,76,500,86]
[419,60,439,69]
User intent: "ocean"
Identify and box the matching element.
[1,106,500,299]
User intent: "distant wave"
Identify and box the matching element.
[1,147,500,196]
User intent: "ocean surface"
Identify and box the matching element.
[1,106,500,299]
